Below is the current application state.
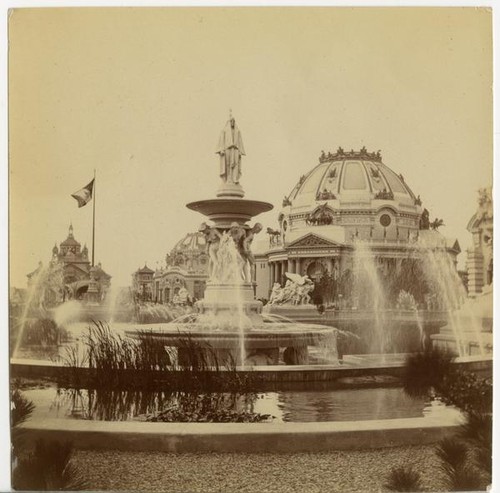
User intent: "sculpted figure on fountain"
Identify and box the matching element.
[199,223,223,281]
[240,223,263,282]
[269,283,282,304]
[200,220,263,284]
[230,222,263,283]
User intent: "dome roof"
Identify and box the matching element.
[60,237,80,247]
[285,148,419,212]
[137,264,154,274]
[171,232,207,253]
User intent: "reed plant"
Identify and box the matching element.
[62,321,256,392]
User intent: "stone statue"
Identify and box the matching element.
[268,273,315,305]
[269,282,282,304]
[267,227,281,246]
[241,223,262,282]
[178,287,189,305]
[199,222,222,281]
[419,208,430,230]
[228,222,262,283]
[229,223,247,281]
[216,117,245,185]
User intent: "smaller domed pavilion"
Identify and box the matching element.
[151,232,209,303]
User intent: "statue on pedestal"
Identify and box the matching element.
[216,116,245,185]
[268,273,315,305]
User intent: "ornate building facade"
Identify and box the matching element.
[27,224,111,302]
[466,188,493,297]
[254,148,460,306]
[151,232,209,303]
[131,264,155,301]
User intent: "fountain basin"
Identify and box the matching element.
[186,198,273,228]
[126,324,337,366]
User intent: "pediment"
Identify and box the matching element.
[287,233,342,248]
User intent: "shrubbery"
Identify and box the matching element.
[390,348,492,491]
[11,385,87,490]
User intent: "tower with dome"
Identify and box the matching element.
[27,223,111,303]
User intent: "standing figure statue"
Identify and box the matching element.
[199,223,222,281]
[216,117,245,184]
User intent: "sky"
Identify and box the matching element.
[8,7,493,288]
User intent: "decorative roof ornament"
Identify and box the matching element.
[319,147,383,163]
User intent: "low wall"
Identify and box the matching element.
[19,415,463,453]
[10,355,492,389]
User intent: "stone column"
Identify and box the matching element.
[296,258,302,276]
[287,258,293,274]
[282,260,287,281]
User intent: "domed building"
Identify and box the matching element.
[27,223,111,303]
[151,231,209,303]
[254,147,460,307]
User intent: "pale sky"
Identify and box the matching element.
[9,7,492,288]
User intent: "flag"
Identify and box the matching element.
[71,179,94,208]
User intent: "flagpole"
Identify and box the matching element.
[92,169,96,267]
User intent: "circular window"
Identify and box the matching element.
[380,214,392,227]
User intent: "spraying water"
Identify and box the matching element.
[212,232,248,366]
[53,300,83,327]
[352,241,387,355]
[13,263,51,357]
[418,237,485,357]
[105,284,121,324]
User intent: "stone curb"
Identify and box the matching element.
[19,415,463,453]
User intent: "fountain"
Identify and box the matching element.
[126,116,339,366]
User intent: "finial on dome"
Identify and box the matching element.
[68,222,74,238]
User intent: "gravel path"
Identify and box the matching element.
[75,445,447,493]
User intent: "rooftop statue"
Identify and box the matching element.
[216,116,245,185]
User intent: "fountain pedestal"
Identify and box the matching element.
[196,283,263,326]
[127,117,340,367]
